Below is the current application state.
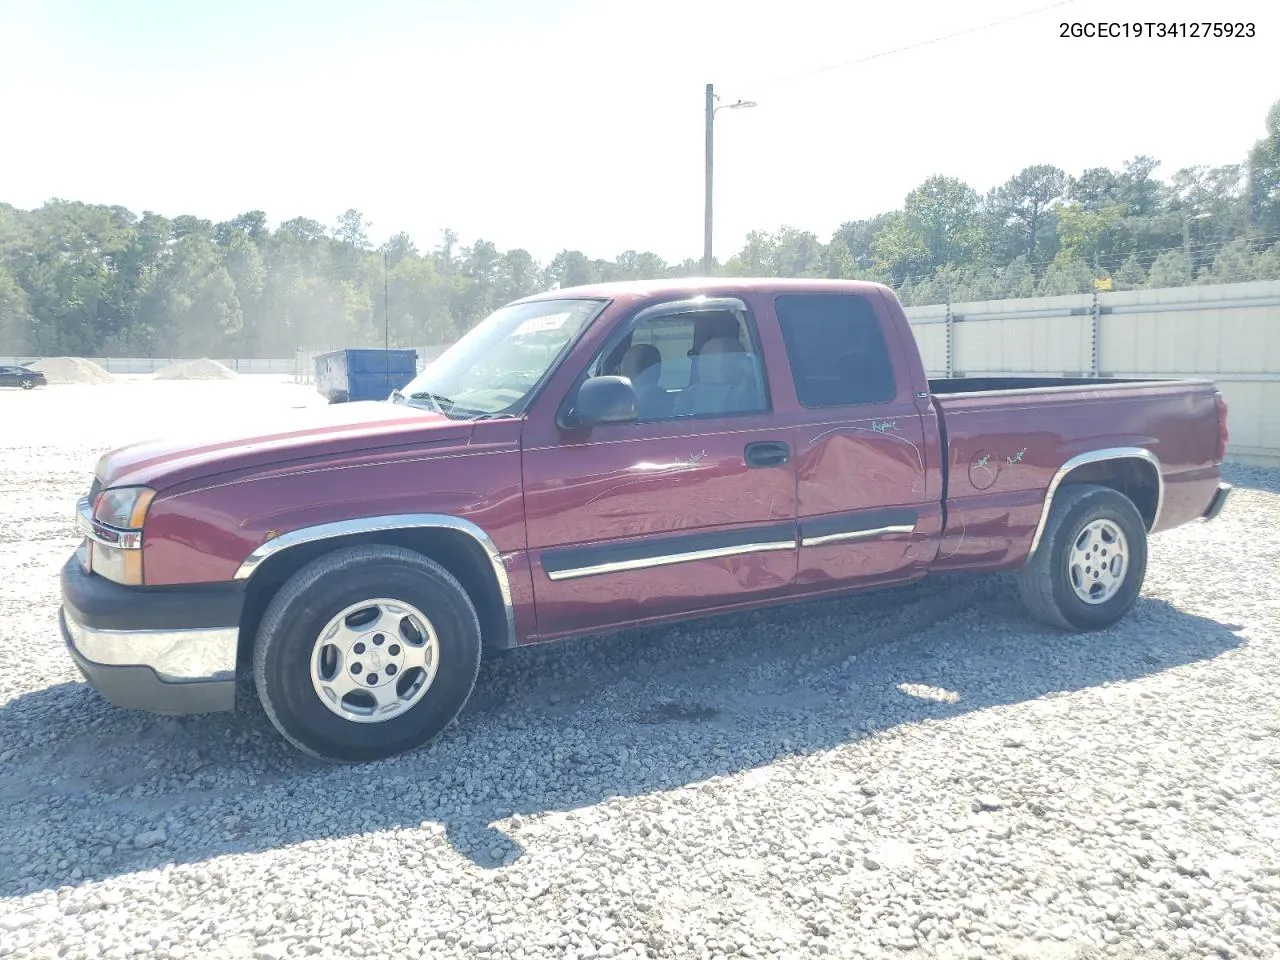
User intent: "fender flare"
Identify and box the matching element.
[233,514,516,648]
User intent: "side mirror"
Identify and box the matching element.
[569,376,637,427]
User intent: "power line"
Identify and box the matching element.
[1009,235,1280,273]
[874,237,1280,289]
[894,267,1280,305]
[758,0,1079,88]
[858,234,1280,285]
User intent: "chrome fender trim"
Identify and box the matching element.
[1027,446,1164,559]
[233,514,516,647]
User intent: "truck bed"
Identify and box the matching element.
[927,375,1222,572]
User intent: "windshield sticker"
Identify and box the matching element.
[515,313,572,335]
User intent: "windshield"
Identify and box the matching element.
[393,298,607,418]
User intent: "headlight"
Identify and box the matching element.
[93,486,156,530]
[80,486,156,586]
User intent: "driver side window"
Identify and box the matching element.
[590,309,770,421]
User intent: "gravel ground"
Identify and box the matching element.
[1,380,1278,960]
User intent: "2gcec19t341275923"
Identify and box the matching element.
[60,279,1232,763]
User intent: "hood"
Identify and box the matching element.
[95,401,474,492]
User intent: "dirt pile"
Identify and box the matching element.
[27,357,115,385]
[153,358,238,380]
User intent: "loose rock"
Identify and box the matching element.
[0,394,1277,960]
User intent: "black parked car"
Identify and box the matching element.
[0,364,46,389]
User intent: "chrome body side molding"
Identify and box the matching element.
[545,538,795,582]
[800,524,916,548]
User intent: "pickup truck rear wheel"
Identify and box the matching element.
[1016,483,1148,631]
[252,544,482,763]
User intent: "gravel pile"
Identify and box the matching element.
[152,358,238,380]
[0,417,1277,960]
[26,356,114,385]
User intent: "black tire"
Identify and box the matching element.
[252,544,482,763]
[20,379,34,390]
[1016,483,1148,631]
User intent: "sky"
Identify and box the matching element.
[1,0,1276,265]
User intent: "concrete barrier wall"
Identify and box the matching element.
[903,279,1280,466]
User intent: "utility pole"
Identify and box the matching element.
[702,84,756,276]
[1183,211,1211,282]
[1182,218,1192,281]
[703,83,715,275]
[383,250,390,394]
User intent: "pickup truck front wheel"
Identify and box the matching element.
[1017,483,1148,631]
[252,544,482,763]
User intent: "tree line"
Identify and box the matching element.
[2,98,1277,359]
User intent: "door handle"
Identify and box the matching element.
[744,440,790,468]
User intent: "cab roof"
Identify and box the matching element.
[517,276,895,304]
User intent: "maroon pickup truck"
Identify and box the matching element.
[60,278,1232,762]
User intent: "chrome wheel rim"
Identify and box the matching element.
[1068,519,1129,605]
[309,598,439,723]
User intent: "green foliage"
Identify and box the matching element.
[725,227,825,277]
[1055,201,1129,265]
[990,165,1066,262]
[1146,250,1190,288]
[1114,256,1147,290]
[1247,101,1280,237]
[0,264,29,351]
[1254,244,1280,281]
[996,256,1037,299]
[1207,239,1255,284]
[1,100,1278,357]
[1038,253,1094,296]
[904,176,983,271]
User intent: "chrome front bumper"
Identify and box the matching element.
[61,612,238,714]
[60,555,243,715]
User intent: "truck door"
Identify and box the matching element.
[774,291,939,591]
[521,297,798,638]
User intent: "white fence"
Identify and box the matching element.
[903,278,1280,466]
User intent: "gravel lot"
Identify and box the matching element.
[1,378,1278,960]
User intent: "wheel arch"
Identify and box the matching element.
[1026,447,1163,561]
[234,515,516,666]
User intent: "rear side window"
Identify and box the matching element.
[775,294,896,407]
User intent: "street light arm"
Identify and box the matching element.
[714,99,758,114]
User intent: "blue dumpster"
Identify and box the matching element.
[314,348,419,404]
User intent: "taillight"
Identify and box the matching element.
[1215,391,1229,463]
